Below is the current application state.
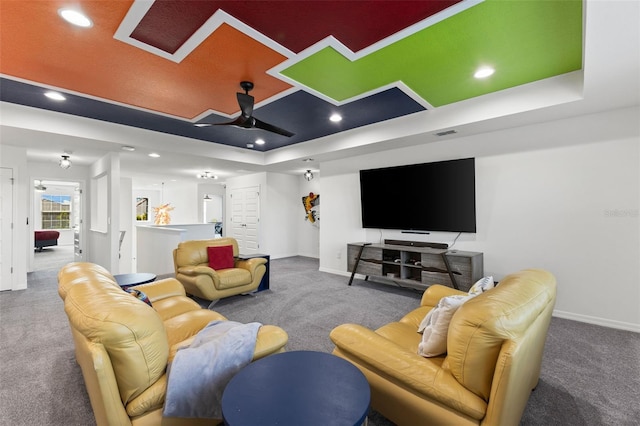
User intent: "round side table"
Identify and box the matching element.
[222,350,370,426]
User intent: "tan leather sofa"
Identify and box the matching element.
[173,238,265,301]
[330,269,556,426]
[58,262,288,426]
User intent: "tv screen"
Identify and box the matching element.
[359,158,476,233]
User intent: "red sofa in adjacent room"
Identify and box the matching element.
[35,230,60,251]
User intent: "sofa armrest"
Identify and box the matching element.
[133,278,186,302]
[177,265,219,280]
[420,284,468,307]
[253,325,288,360]
[125,374,167,417]
[330,323,486,420]
[235,257,267,275]
[168,323,287,363]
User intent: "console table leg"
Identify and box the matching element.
[348,243,370,286]
[441,252,459,290]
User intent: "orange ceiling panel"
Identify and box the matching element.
[0,1,291,118]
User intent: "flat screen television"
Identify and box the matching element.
[359,158,476,233]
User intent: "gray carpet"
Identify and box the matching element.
[1,256,638,425]
[33,244,75,271]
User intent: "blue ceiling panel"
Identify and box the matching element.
[0,78,425,151]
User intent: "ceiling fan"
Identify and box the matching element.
[196,81,294,137]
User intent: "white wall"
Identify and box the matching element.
[264,173,299,258]
[162,181,198,224]
[320,107,640,332]
[88,153,120,273]
[119,177,133,273]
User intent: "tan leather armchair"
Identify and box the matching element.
[58,262,288,426]
[173,238,266,301]
[330,269,556,426]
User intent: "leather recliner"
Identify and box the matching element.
[173,238,265,301]
[330,269,556,426]
[58,262,288,426]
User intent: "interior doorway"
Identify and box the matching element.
[229,186,260,254]
[203,194,223,237]
[31,179,83,272]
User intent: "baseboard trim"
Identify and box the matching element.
[320,267,640,333]
[552,310,640,333]
[319,267,352,277]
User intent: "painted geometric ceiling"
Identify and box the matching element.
[0,0,583,152]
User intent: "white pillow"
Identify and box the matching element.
[468,276,494,295]
[417,276,493,333]
[417,293,475,357]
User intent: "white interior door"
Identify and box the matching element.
[0,168,14,291]
[229,186,260,254]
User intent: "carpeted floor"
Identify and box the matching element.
[33,244,75,272]
[0,256,638,425]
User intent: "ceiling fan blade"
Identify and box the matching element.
[207,115,250,128]
[253,117,295,137]
[237,92,254,117]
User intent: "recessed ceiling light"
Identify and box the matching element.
[329,113,342,122]
[246,143,254,149]
[148,153,160,158]
[474,66,495,79]
[121,146,135,152]
[255,139,265,145]
[44,91,66,101]
[58,9,93,28]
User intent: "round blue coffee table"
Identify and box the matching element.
[221,350,370,426]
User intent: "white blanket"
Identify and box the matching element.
[163,320,261,419]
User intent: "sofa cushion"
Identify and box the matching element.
[151,296,202,321]
[207,245,234,270]
[216,268,252,290]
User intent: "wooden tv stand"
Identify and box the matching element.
[347,241,483,292]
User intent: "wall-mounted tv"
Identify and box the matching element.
[359,158,476,233]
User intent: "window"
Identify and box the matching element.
[136,197,148,221]
[41,194,71,229]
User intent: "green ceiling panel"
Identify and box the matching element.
[281,0,583,107]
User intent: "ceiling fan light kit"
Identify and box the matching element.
[197,171,218,179]
[59,154,72,169]
[34,180,47,192]
[196,81,294,138]
[304,170,314,181]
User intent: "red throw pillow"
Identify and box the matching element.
[207,245,234,270]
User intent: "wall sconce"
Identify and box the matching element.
[59,155,72,169]
[197,171,218,179]
[303,170,314,181]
